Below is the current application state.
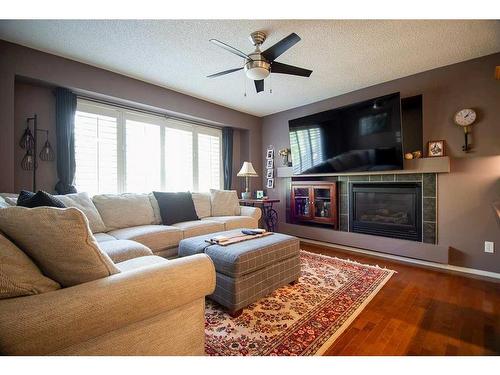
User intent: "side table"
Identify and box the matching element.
[239,199,280,232]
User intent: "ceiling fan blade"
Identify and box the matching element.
[271,62,312,77]
[210,39,252,60]
[207,67,243,78]
[261,33,301,62]
[254,80,264,93]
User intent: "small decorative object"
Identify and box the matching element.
[404,152,414,160]
[453,108,477,153]
[412,150,422,159]
[266,169,274,179]
[256,190,264,199]
[19,114,55,191]
[266,159,274,169]
[266,148,274,160]
[237,161,258,199]
[278,148,290,166]
[427,140,446,157]
[266,178,274,189]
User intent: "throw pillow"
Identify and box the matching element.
[0,197,9,209]
[0,232,61,299]
[191,192,212,218]
[17,190,66,208]
[0,207,120,287]
[92,193,156,231]
[56,192,107,233]
[152,191,199,225]
[210,189,240,216]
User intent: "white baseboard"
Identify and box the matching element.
[300,238,500,281]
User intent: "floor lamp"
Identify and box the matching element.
[19,114,55,192]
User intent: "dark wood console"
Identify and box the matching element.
[290,181,338,228]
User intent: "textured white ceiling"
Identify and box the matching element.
[0,20,499,116]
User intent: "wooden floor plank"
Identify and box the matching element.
[301,242,500,356]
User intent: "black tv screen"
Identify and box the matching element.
[288,92,403,175]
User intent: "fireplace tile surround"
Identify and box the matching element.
[287,173,437,244]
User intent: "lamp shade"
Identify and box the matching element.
[237,161,258,177]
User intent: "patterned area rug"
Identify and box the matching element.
[205,250,395,356]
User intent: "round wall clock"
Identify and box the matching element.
[454,108,477,127]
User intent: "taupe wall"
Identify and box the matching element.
[0,40,262,193]
[262,53,500,273]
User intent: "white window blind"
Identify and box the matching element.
[74,99,222,194]
[125,115,162,193]
[74,106,119,195]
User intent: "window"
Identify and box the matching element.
[74,100,222,194]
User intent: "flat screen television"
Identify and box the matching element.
[288,92,403,175]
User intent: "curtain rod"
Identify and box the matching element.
[75,94,225,130]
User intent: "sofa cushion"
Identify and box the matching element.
[17,190,66,208]
[92,193,156,230]
[56,192,106,233]
[210,189,240,216]
[153,191,199,225]
[93,233,116,243]
[98,240,153,263]
[115,255,167,273]
[0,207,120,287]
[0,232,61,299]
[192,192,211,218]
[107,225,182,252]
[172,220,224,239]
[202,216,258,231]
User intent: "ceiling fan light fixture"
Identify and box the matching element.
[244,59,270,80]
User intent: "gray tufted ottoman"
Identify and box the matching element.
[178,229,301,317]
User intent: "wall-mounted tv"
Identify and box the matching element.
[288,92,403,175]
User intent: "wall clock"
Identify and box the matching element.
[454,108,477,152]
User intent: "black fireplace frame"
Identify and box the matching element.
[349,182,422,242]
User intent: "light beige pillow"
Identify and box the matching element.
[56,192,107,233]
[148,193,162,225]
[209,189,240,217]
[0,207,120,287]
[92,193,156,230]
[0,197,9,209]
[0,232,61,299]
[192,192,211,218]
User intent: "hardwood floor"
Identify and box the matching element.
[301,242,500,355]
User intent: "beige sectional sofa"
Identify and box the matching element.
[91,192,261,259]
[0,191,261,355]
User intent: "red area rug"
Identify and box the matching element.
[205,250,395,356]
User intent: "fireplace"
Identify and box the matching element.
[349,182,422,241]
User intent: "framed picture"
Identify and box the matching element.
[266,149,274,160]
[266,178,274,189]
[427,140,446,157]
[266,169,274,179]
[256,190,264,199]
[266,159,274,169]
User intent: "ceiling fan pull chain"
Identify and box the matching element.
[269,74,273,94]
[243,73,247,97]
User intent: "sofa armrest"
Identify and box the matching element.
[240,205,262,221]
[0,254,215,355]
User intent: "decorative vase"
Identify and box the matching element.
[281,154,288,166]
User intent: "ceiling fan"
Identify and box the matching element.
[208,31,313,93]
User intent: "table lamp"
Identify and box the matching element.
[237,161,258,199]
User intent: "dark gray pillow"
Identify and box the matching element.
[152,192,199,225]
[17,190,66,209]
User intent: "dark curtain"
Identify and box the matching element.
[54,88,77,195]
[222,127,234,190]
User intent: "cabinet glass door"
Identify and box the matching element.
[313,188,332,219]
[293,187,310,217]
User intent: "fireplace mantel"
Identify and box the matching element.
[277,156,450,178]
